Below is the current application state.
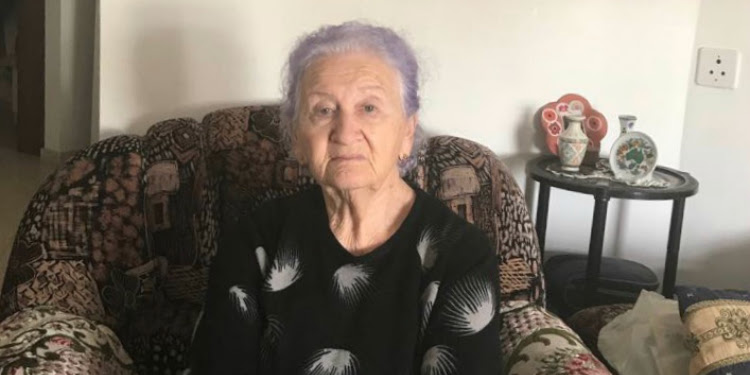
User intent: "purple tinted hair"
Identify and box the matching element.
[280,21,424,174]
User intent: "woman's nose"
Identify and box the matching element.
[330,110,362,144]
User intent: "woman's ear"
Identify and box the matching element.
[291,133,307,165]
[400,114,418,156]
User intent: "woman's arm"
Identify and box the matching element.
[190,216,266,374]
[417,229,502,374]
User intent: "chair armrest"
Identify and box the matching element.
[501,303,612,374]
[0,306,134,374]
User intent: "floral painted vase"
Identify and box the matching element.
[558,115,589,172]
[609,115,658,183]
[539,93,608,165]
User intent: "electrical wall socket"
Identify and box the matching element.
[696,47,741,89]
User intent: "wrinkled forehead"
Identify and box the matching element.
[300,51,404,99]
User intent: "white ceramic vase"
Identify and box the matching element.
[558,115,589,172]
[609,114,659,183]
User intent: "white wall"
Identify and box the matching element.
[678,0,750,290]
[44,0,95,153]
[98,0,702,282]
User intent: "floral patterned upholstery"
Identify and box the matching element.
[0,105,610,374]
[502,302,612,374]
[0,306,134,374]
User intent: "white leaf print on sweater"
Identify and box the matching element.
[263,245,302,292]
[417,224,457,271]
[229,285,257,321]
[332,264,372,307]
[260,315,284,363]
[304,348,359,375]
[421,345,456,375]
[190,308,204,344]
[416,228,439,270]
[441,276,496,336]
[256,246,269,276]
[420,281,440,336]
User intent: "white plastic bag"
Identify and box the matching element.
[598,290,691,375]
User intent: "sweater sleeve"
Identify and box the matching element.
[189,215,267,375]
[416,228,502,375]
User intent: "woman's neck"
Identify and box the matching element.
[321,175,416,256]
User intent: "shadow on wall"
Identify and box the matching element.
[497,105,545,205]
[99,3,276,140]
[677,236,750,290]
[68,1,96,151]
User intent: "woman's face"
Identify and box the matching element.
[294,51,417,192]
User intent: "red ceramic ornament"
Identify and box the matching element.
[539,94,608,164]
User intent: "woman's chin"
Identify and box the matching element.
[322,170,378,191]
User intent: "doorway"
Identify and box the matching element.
[1,0,44,155]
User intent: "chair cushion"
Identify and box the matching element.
[404,135,545,309]
[0,135,152,326]
[0,306,134,374]
[501,303,611,374]
[566,303,633,361]
[675,285,750,375]
[119,300,201,374]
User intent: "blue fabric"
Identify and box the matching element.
[674,285,750,317]
[674,285,750,375]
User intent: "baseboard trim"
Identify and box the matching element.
[40,148,78,165]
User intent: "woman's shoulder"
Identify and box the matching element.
[413,188,494,270]
[414,188,486,236]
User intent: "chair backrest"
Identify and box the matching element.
[0,105,544,372]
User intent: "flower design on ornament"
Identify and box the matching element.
[548,122,562,136]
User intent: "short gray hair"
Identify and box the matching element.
[280,21,424,174]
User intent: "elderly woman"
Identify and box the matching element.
[190,21,500,374]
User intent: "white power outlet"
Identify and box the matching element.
[696,47,741,89]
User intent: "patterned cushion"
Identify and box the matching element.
[675,286,750,375]
[0,306,134,374]
[1,135,152,327]
[502,303,610,374]
[566,303,633,361]
[118,300,200,374]
[405,136,544,309]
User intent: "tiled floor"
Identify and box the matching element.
[0,145,56,289]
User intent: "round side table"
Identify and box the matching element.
[527,155,699,300]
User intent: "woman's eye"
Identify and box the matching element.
[363,104,376,113]
[317,107,334,116]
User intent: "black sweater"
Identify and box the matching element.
[190,185,501,374]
